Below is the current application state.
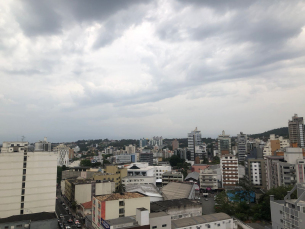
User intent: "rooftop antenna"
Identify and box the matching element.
[21,136,25,142]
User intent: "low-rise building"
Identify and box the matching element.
[79,201,92,217]
[162,183,195,200]
[127,164,155,177]
[93,165,128,189]
[150,198,202,220]
[154,165,171,180]
[170,213,235,229]
[139,152,153,165]
[184,172,199,183]
[199,168,218,190]
[65,178,115,204]
[122,176,156,186]
[191,164,209,173]
[162,171,183,185]
[125,184,163,202]
[92,193,150,225]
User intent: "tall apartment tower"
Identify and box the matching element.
[218,130,231,156]
[0,142,57,218]
[54,144,70,167]
[188,127,202,161]
[288,114,305,148]
[220,154,239,188]
[237,132,247,161]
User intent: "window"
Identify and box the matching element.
[119,208,125,214]
[21,203,24,208]
[162,224,167,227]
[22,176,26,182]
[119,201,124,206]
[20,210,23,215]
[22,183,25,188]
[16,225,23,228]
[21,196,24,202]
[24,156,27,161]
[21,189,25,195]
[23,163,26,168]
[23,169,26,175]
[152,226,157,229]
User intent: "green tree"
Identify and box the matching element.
[103,159,111,165]
[115,183,125,193]
[214,191,235,216]
[71,201,77,210]
[57,166,62,185]
[80,159,92,167]
[211,156,220,164]
[169,155,185,167]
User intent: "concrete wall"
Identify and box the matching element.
[270,201,284,229]
[150,214,171,229]
[166,205,202,220]
[75,184,91,204]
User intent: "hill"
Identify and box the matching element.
[249,127,289,139]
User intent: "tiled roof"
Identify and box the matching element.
[81,201,92,209]
[95,192,145,202]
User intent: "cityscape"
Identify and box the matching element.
[0,114,304,229]
[1,1,305,229]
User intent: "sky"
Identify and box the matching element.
[1,0,305,143]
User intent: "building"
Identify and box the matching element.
[139,152,153,166]
[199,168,218,190]
[0,212,58,229]
[154,165,171,180]
[270,183,305,229]
[62,166,93,180]
[191,164,209,173]
[187,127,202,161]
[65,178,115,204]
[92,193,150,223]
[79,201,92,217]
[172,139,179,150]
[184,172,199,184]
[218,130,231,155]
[125,145,136,154]
[54,144,71,167]
[1,141,29,153]
[266,148,302,190]
[161,171,184,186]
[139,138,149,148]
[93,165,127,189]
[194,144,207,160]
[149,136,163,146]
[0,148,57,218]
[116,154,133,164]
[34,137,51,152]
[127,163,155,177]
[263,134,290,157]
[220,154,239,188]
[170,213,235,229]
[122,176,156,186]
[150,198,202,220]
[149,212,171,229]
[288,114,305,148]
[237,132,247,161]
[244,148,267,189]
[125,184,163,202]
[162,183,195,200]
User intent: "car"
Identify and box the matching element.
[60,214,64,218]
[58,222,64,229]
[68,211,72,215]
[65,207,69,210]
[68,218,73,223]
[62,202,65,206]
[77,224,82,228]
[65,226,71,229]
[205,198,208,201]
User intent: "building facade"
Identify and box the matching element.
[237,132,247,161]
[289,114,305,148]
[199,168,218,190]
[162,171,183,186]
[1,141,29,153]
[122,176,156,186]
[172,139,179,151]
[187,127,202,161]
[218,131,231,155]
[220,154,239,188]
[0,148,57,218]
[93,165,127,189]
[34,137,51,152]
[54,144,71,167]
[139,152,153,166]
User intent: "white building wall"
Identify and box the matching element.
[0,151,57,218]
[154,166,171,180]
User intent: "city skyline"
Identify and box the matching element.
[1,1,305,143]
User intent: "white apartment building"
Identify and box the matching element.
[122,176,156,186]
[199,168,218,190]
[34,137,51,152]
[237,132,247,162]
[263,134,290,157]
[1,141,29,153]
[54,144,70,166]
[0,148,57,218]
[127,163,155,177]
[154,165,171,180]
[220,154,239,188]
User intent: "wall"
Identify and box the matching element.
[124,197,150,217]
[166,205,202,220]
[270,201,283,229]
[96,182,115,196]
[150,214,171,229]
[75,184,91,204]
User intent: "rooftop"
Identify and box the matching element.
[0,212,57,224]
[81,201,92,209]
[185,172,199,180]
[162,183,194,200]
[125,184,162,197]
[151,198,200,212]
[95,192,145,202]
[149,212,169,218]
[105,216,136,226]
[171,213,231,228]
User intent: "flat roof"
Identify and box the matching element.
[150,212,169,218]
[162,183,194,200]
[106,216,136,225]
[123,176,155,179]
[151,199,200,212]
[0,212,57,224]
[95,192,145,202]
[171,213,231,228]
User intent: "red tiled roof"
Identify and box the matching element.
[81,201,92,209]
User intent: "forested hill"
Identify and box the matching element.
[249,127,288,139]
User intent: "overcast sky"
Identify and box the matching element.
[1,0,305,143]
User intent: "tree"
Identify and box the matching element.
[214,191,235,216]
[169,155,185,167]
[80,159,92,167]
[115,183,125,193]
[211,156,220,164]
[103,159,111,165]
[57,166,62,185]
[71,201,77,210]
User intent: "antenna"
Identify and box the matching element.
[21,136,25,142]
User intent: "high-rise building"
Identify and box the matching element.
[237,132,247,161]
[149,136,163,146]
[53,144,70,167]
[34,137,51,152]
[139,138,148,148]
[218,130,231,156]
[0,143,57,218]
[288,114,305,148]
[125,144,136,154]
[1,141,29,153]
[220,154,239,188]
[263,134,290,157]
[172,139,179,150]
[188,127,202,161]
[139,152,153,166]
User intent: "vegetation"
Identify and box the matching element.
[115,183,125,193]
[210,156,220,164]
[249,127,288,139]
[57,165,68,185]
[215,185,296,222]
[80,159,102,167]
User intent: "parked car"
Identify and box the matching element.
[62,202,65,206]
[60,214,64,218]
[205,198,208,201]
[68,218,73,223]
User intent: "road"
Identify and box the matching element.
[195,193,216,215]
